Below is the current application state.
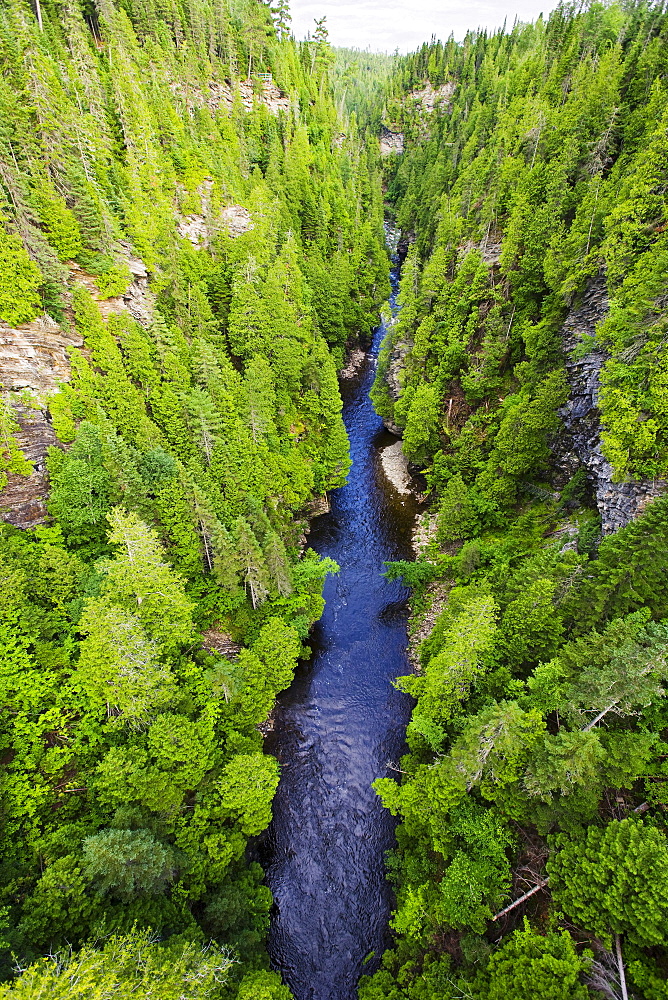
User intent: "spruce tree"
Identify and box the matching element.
[233,516,270,609]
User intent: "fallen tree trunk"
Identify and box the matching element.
[491,879,549,921]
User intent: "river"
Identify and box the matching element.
[262,247,421,999]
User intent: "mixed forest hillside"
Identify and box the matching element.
[362,2,668,998]
[4,0,668,996]
[0,0,389,995]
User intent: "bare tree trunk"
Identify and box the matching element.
[34,0,43,31]
[199,521,213,571]
[583,701,618,731]
[492,879,548,921]
[615,934,628,1000]
[585,178,601,254]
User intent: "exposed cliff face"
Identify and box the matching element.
[176,177,254,248]
[380,126,405,156]
[377,239,665,532]
[0,173,260,532]
[381,82,456,159]
[0,311,83,527]
[407,81,455,113]
[170,76,292,117]
[177,202,254,247]
[553,274,666,533]
[0,253,154,529]
[0,315,81,395]
[0,401,59,529]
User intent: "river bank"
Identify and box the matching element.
[262,254,421,1000]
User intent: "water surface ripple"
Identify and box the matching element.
[263,261,420,999]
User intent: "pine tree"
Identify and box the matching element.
[243,356,277,443]
[82,828,175,898]
[211,520,243,596]
[76,598,176,724]
[101,507,195,650]
[233,516,270,609]
[183,387,224,465]
[270,0,291,41]
[549,818,668,948]
[263,530,293,596]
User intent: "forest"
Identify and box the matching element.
[2,0,668,996]
[360,2,668,998]
[0,0,389,995]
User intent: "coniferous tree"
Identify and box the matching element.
[233,516,270,609]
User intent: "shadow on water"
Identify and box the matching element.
[262,253,421,1000]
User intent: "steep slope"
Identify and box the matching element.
[361,4,668,998]
[0,1,389,996]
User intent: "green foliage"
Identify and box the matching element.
[397,590,497,723]
[76,598,176,723]
[0,0,393,989]
[0,222,42,326]
[0,930,233,998]
[531,611,667,726]
[366,4,668,997]
[95,264,132,299]
[565,496,668,628]
[548,818,668,947]
[492,372,569,480]
[101,508,196,650]
[435,801,514,932]
[333,49,397,129]
[236,970,293,1000]
[217,753,280,836]
[435,473,482,543]
[401,383,440,462]
[82,829,175,899]
[5,0,668,994]
[0,398,32,490]
[30,185,83,262]
[497,577,564,668]
[469,920,591,1000]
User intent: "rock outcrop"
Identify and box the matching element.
[172,77,292,117]
[459,230,503,267]
[553,274,665,533]
[0,314,83,527]
[0,314,82,395]
[0,248,156,529]
[375,237,665,533]
[380,126,404,156]
[376,308,410,437]
[177,204,254,246]
[239,78,291,115]
[201,627,242,661]
[379,439,412,494]
[221,205,254,237]
[0,401,59,528]
[177,178,254,247]
[408,81,456,113]
[383,327,408,432]
[381,83,454,158]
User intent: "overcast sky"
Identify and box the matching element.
[289,0,562,53]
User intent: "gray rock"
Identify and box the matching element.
[379,127,404,156]
[552,273,665,533]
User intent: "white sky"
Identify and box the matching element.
[289,0,562,53]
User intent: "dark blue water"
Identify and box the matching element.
[263,260,420,999]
